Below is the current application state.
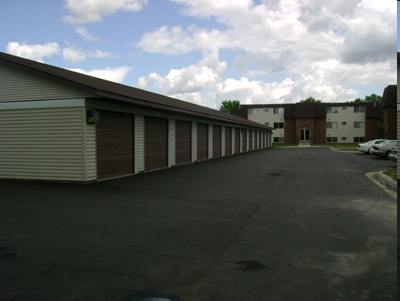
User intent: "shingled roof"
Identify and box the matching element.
[380,85,397,109]
[0,52,272,130]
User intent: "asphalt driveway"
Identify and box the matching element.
[0,147,397,301]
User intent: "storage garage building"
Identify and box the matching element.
[0,52,273,182]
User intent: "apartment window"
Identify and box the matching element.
[327,122,338,129]
[248,108,258,114]
[273,107,284,114]
[327,107,338,113]
[353,137,365,143]
[327,137,337,143]
[273,122,284,129]
[273,137,284,143]
[354,121,365,128]
[354,106,366,113]
[342,137,347,141]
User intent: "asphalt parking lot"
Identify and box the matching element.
[0,147,397,301]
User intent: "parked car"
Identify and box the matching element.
[388,147,397,163]
[370,140,397,159]
[357,139,387,154]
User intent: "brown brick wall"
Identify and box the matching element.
[314,119,327,143]
[365,118,380,141]
[295,118,315,143]
[383,107,397,139]
[284,119,296,143]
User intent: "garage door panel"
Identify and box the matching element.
[176,120,191,165]
[197,123,208,161]
[213,125,221,158]
[235,128,240,154]
[225,127,232,156]
[145,116,168,171]
[97,111,134,180]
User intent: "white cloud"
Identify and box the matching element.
[89,49,117,59]
[68,66,132,83]
[138,50,227,94]
[63,46,117,63]
[62,46,87,63]
[6,42,60,62]
[75,26,99,42]
[135,0,395,107]
[63,0,147,24]
[136,25,198,55]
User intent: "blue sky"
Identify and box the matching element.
[0,0,396,109]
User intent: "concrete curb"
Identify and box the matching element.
[377,171,397,190]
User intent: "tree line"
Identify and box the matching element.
[219,94,382,115]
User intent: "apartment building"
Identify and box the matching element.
[236,102,381,144]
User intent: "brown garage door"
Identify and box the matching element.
[242,129,247,152]
[213,125,221,158]
[225,126,232,156]
[176,120,191,165]
[97,110,134,180]
[197,123,208,161]
[145,116,168,171]
[234,128,240,154]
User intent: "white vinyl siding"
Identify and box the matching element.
[135,114,145,173]
[0,107,89,181]
[247,107,283,144]
[0,64,94,102]
[208,124,213,159]
[84,121,97,181]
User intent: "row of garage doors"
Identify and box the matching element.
[96,110,268,180]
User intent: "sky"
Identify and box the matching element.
[0,0,396,109]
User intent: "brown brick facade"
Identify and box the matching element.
[382,107,397,139]
[284,119,296,143]
[314,119,327,143]
[241,102,383,144]
[284,118,327,144]
[365,118,380,141]
[295,118,315,143]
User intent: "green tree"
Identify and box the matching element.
[219,100,240,114]
[364,93,382,103]
[347,93,384,137]
[348,93,382,103]
[298,97,322,103]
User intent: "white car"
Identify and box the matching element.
[357,139,387,154]
[370,140,397,159]
[388,147,397,163]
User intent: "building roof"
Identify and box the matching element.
[237,102,382,119]
[293,103,318,118]
[0,52,272,130]
[380,85,397,108]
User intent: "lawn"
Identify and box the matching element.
[272,143,358,151]
[383,170,397,181]
[313,143,358,151]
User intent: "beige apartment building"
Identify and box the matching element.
[236,102,382,144]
